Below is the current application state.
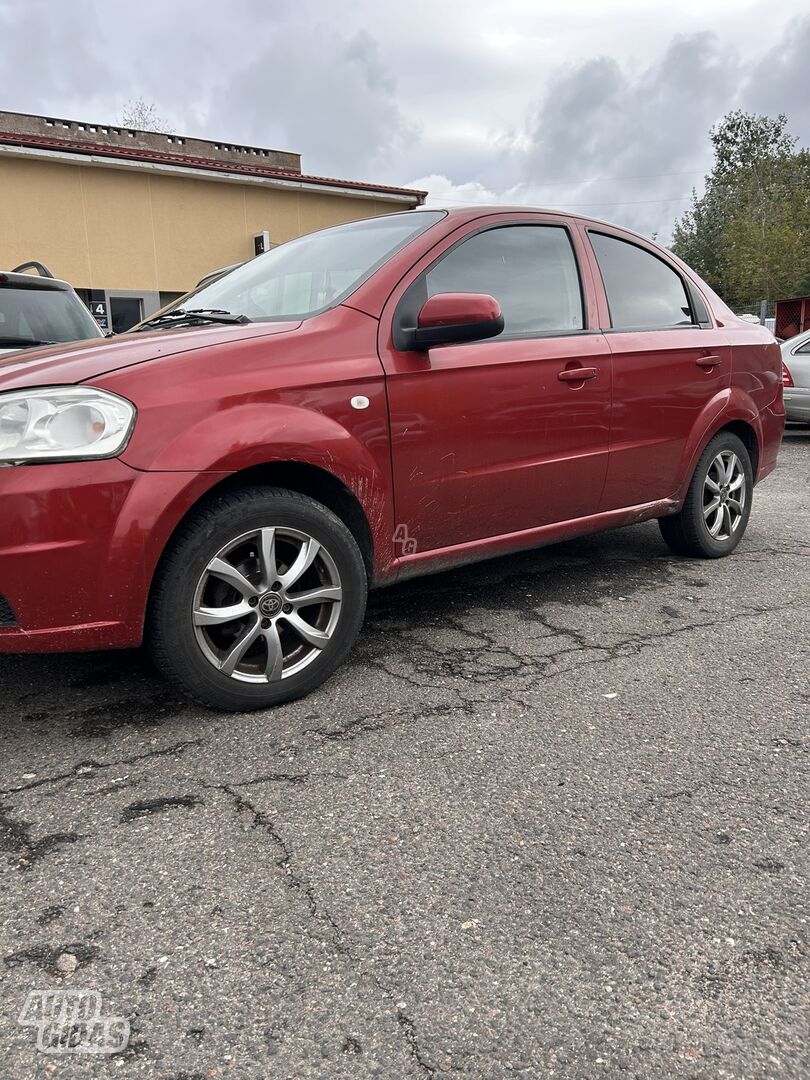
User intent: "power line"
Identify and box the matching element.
[418,158,810,208]
[424,193,695,208]
[544,195,693,208]
[505,168,706,187]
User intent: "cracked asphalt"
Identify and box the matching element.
[1,429,808,1079]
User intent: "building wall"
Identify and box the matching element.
[0,154,412,294]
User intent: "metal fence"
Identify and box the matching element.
[727,299,776,321]
[725,296,810,338]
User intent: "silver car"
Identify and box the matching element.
[781,330,810,423]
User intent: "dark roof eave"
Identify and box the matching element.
[0,129,427,202]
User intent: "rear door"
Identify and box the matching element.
[580,227,731,511]
[378,216,612,554]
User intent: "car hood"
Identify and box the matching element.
[0,321,302,391]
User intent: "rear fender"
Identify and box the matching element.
[676,387,763,500]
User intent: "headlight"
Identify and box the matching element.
[0,387,135,464]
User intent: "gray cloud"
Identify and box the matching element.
[205,18,415,178]
[410,20,810,239]
[0,1,808,240]
[525,34,731,183]
[0,0,113,116]
[743,15,810,145]
[516,33,736,235]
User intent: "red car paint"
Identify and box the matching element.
[0,207,784,654]
[416,291,501,328]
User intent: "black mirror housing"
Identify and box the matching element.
[407,316,504,350]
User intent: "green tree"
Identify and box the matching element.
[671,111,810,309]
[709,110,795,179]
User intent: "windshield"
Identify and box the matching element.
[161,210,445,323]
[0,286,101,345]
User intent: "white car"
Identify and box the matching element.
[781,330,810,423]
[0,263,103,358]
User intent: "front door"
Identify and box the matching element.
[583,229,731,511]
[378,220,612,554]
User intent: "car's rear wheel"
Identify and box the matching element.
[658,431,753,558]
[149,487,367,710]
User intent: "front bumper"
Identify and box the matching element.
[0,459,216,653]
[784,387,810,423]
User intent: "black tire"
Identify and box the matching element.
[148,487,367,711]
[658,431,753,558]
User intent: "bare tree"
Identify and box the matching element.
[120,98,170,133]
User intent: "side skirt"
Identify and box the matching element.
[387,497,678,584]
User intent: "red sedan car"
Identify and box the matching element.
[0,208,784,709]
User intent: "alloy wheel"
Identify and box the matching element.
[192,527,343,683]
[702,450,746,541]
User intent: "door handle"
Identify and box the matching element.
[558,367,598,382]
[696,354,722,368]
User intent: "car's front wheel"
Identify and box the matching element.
[658,431,753,558]
[149,487,367,711]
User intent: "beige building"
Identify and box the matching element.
[0,109,425,331]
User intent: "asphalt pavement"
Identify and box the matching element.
[1,429,808,1079]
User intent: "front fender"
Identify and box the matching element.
[676,386,763,500]
[122,401,380,476]
[126,401,395,576]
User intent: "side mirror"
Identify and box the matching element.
[404,292,504,350]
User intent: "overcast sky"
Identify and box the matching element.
[0,0,808,240]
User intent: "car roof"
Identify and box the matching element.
[0,270,73,291]
[430,204,589,217]
[411,204,674,249]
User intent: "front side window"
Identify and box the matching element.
[165,210,445,323]
[422,225,584,336]
[589,232,694,331]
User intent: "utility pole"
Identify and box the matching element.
[759,299,768,326]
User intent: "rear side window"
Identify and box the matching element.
[589,232,694,331]
[0,286,99,344]
[423,225,583,336]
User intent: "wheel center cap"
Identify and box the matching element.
[720,490,728,503]
[259,593,282,617]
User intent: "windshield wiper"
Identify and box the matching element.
[0,337,57,348]
[136,308,251,330]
